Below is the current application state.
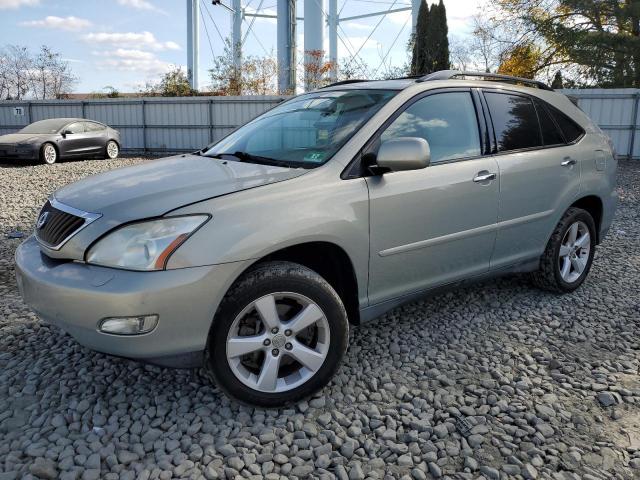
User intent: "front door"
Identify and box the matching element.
[366,90,500,305]
[60,122,93,156]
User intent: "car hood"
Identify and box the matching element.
[0,133,48,144]
[54,154,307,222]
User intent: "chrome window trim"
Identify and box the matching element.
[35,196,102,251]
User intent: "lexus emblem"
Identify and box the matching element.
[36,212,49,229]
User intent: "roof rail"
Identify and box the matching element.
[418,70,554,91]
[320,79,370,89]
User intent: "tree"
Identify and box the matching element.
[411,0,450,75]
[157,67,194,96]
[431,0,450,71]
[30,46,77,99]
[498,43,543,78]
[551,70,564,89]
[411,0,430,75]
[0,44,76,100]
[495,0,640,87]
[209,39,279,95]
[303,50,334,90]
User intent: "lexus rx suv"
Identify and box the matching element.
[15,71,617,407]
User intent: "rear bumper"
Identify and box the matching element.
[15,236,251,367]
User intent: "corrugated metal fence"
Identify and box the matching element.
[0,96,287,153]
[0,90,638,158]
[561,88,640,159]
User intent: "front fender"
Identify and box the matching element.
[167,169,371,305]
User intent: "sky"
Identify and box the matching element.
[0,0,486,93]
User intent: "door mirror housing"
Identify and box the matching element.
[375,137,431,173]
[61,129,73,137]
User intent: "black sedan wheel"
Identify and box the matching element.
[105,141,119,159]
[40,143,57,165]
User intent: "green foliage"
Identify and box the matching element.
[496,0,640,87]
[411,0,450,76]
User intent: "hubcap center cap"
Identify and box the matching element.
[271,334,286,349]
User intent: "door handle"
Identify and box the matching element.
[473,172,496,182]
[561,157,577,166]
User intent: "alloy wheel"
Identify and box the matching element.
[558,220,590,283]
[106,141,119,159]
[226,292,330,393]
[43,144,57,164]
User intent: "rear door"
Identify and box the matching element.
[83,121,108,154]
[366,89,500,305]
[483,90,581,270]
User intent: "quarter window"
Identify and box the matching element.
[534,100,565,146]
[485,92,542,152]
[547,105,584,143]
[380,92,481,163]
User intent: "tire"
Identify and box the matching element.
[531,207,596,293]
[40,143,57,165]
[105,140,119,159]
[204,261,349,407]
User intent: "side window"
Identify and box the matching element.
[547,105,584,143]
[485,92,542,152]
[65,122,85,134]
[84,122,104,132]
[534,100,565,146]
[380,92,481,163]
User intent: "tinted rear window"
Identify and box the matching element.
[485,92,542,152]
[534,100,565,146]
[547,105,584,143]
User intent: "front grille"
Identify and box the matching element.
[35,201,86,248]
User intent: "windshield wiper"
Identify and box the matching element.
[219,151,306,168]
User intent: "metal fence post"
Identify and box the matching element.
[81,101,86,118]
[629,92,639,160]
[209,98,214,143]
[141,99,147,153]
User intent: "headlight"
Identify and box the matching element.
[86,215,209,271]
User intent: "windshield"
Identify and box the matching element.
[19,119,68,134]
[203,89,398,168]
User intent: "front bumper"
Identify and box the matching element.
[15,236,251,367]
[0,146,37,160]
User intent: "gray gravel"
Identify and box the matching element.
[1,157,639,480]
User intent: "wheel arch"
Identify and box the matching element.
[40,141,60,161]
[232,241,361,326]
[570,195,603,243]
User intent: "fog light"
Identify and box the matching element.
[99,315,158,335]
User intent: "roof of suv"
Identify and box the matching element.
[320,70,554,92]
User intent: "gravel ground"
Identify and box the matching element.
[1,157,639,480]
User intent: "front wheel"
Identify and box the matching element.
[532,207,596,293]
[205,261,349,407]
[105,140,119,159]
[40,143,57,164]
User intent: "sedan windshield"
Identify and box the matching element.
[19,119,68,134]
[203,89,398,168]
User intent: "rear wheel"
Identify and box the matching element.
[205,261,349,407]
[105,140,119,159]
[40,143,57,165]
[532,207,596,293]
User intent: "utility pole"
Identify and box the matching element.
[232,0,242,70]
[304,0,324,90]
[328,0,338,81]
[277,0,296,94]
[186,0,200,90]
[412,0,421,34]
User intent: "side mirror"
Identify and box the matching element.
[61,129,73,137]
[375,137,431,173]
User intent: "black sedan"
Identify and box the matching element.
[0,118,121,165]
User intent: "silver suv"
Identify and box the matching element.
[15,71,617,406]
